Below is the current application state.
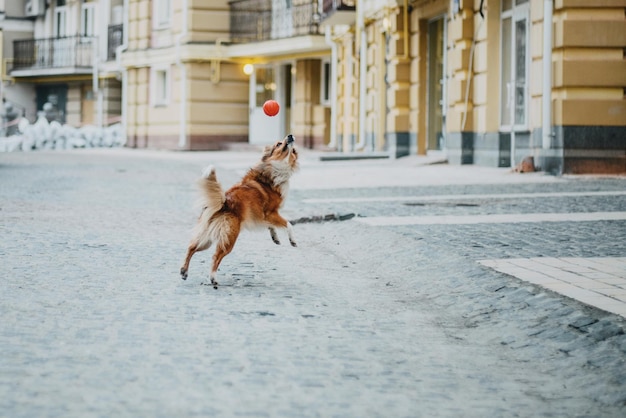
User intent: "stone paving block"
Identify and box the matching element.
[2,150,626,417]
[586,320,625,342]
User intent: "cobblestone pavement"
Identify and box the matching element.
[1,149,625,417]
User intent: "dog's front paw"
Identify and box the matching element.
[290,240,297,247]
[269,228,281,245]
[210,277,219,289]
[180,267,188,280]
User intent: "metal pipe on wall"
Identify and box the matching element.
[324,26,339,150]
[177,0,189,149]
[542,0,553,149]
[115,0,129,142]
[356,1,367,151]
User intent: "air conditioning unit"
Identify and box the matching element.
[25,0,45,17]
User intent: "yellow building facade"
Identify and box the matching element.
[121,0,330,150]
[5,1,622,174]
[329,0,625,173]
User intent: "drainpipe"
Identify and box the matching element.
[176,0,189,149]
[355,0,367,151]
[116,0,129,142]
[510,81,516,167]
[345,39,353,152]
[92,38,100,127]
[542,0,553,149]
[324,26,338,150]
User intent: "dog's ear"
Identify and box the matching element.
[262,145,273,161]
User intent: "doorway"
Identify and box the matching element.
[36,84,67,123]
[500,0,530,167]
[248,63,291,145]
[427,16,446,152]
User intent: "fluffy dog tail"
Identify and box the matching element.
[191,165,229,251]
[198,165,225,215]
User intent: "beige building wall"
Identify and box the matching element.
[461,0,503,166]
[333,4,410,156]
[119,0,623,171]
[409,0,624,172]
[292,59,325,149]
[472,2,501,135]
[124,0,248,150]
[409,14,425,156]
[126,67,149,147]
[386,7,411,157]
[72,78,122,127]
[542,0,626,173]
[186,61,249,149]
[66,84,82,127]
[186,0,231,43]
[552,0,626,127]
[367,21,388,152]
[101,78,122,125]
[530,0,545,135]
[336,33,358,151]
[446,2,473,134]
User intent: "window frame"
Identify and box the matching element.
[320,58,331,106]
[153,0,172,30]
[81,1,97,37]
[54,4,68,38]
[499,0,530,132]
[151,65,171,107]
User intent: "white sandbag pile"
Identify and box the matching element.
[0,116,126,152]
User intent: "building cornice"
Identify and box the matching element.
[226,35,330,61]
[121,35,330,68]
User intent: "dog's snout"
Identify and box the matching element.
[286,134,294,144]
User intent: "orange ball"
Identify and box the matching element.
[263,100,280,117]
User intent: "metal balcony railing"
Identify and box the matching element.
[12,36,96,72]
[321,0,356,24]
[229,0,321,43]
[107,24,123,61]
[322,0,356,14]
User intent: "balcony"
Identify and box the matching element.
[107,24,123,61]
[321,0,356,25]
[229,0,322,43]
[10,36,96,77]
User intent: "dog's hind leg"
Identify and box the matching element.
[285,222,297,247]
[210,222,240,289]
[286,222,297,247]
[180,239,211,280]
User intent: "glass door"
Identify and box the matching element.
[249,65,286,145]
[500,0,529,131]
[500,0,529,166]
[427,16,446,152]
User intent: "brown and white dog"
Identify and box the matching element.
[180,134,299,288]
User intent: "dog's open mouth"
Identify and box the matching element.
[283,134,294,152]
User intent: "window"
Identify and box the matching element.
[151,67,170,107]
[254,67,276,106]
[321,59,331,105]
[271,0,294,39]
[153,0,172,29]
[54,1,68,38]
[500,0,529,130]
[81,1,96,36]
